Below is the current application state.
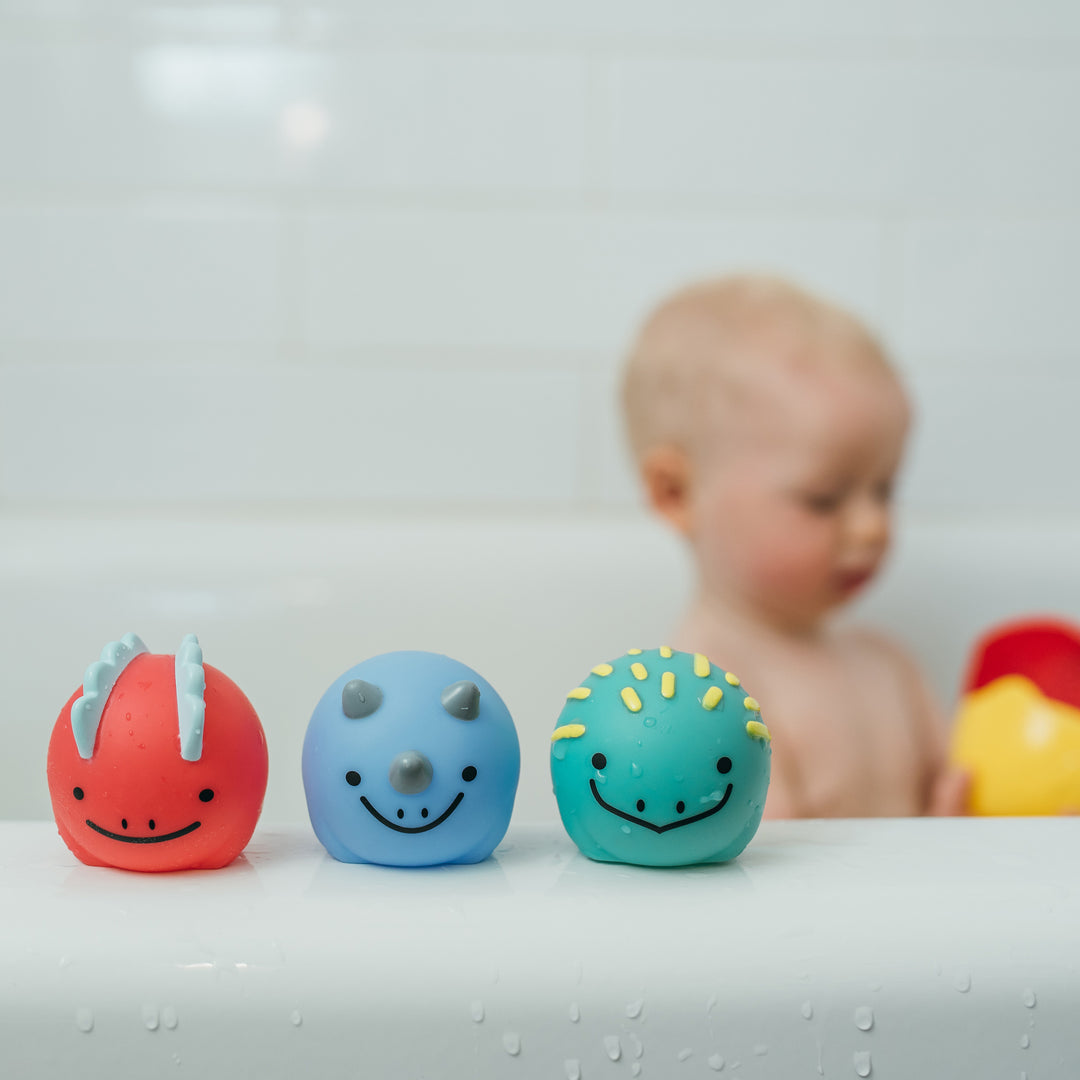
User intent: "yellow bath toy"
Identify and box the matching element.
[951,676,1080,815]
[950,618,1080,815]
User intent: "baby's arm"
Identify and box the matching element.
[760,731,806,820]
[898,645,970,816]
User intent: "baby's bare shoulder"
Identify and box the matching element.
[832,624,920,673]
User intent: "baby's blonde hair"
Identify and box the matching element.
[622,274,894,461]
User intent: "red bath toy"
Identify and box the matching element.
[47,633,268,871]
[962,617,1080,708]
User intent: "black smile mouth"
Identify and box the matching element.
[86,819,202,844]
[588,780,733,834]
[359,792,465,834]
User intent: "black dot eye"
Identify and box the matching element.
[461,765,477,782]
[199,788,215,802]
[717,757,732,774]
[591,753,607,770]
[72,787,84,801]
[345,771,361,787]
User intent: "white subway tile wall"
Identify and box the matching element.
[0,0,1078,514]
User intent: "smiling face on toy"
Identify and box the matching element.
[550,649,771,866]
[302,651,520,867]
[47,634,268,872]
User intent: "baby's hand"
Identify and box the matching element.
[927,767,972,817]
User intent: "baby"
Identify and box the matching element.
[622,275,969,818]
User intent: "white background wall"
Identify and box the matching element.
[2,1,1079,824]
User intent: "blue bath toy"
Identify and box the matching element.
[302,651,520,866]
[550,648,771,866]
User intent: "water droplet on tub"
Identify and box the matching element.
[708,1053,725,1071]
[568,1001,580,1023]
[706,994,718,1014]
[162,1006,178,1030]
[604,1035,622,1061]
[503,1032,521,1056]
[678,1047,694,1062]
[855,1006,874,1031]
[142,1005,160,1032]
[59,955,72,970]
[76,1007,94,1033]
[1020,1034,1030,1050]
[470,1000,485,1023]
[628,1032,643,1059]
[626,999,644,1018]
[801,1001,814,1020]
[854,1050,872,1077]
[564,1060,581,1080]
[290,1010,303,1027]
[632,1065,643,1078]
[954,972,971,993]
[1022,988,1037,1008]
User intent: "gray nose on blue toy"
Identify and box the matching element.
[388,750,434,794]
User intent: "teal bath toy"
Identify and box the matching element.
[550,648,771,866]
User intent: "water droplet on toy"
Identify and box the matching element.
[628,1032,643,1059]
[854,1050,872,1076]
[568,1001,580,1023]
[605,1035,622,1061]
[631,762,643,778]
[627,999,644,1019]
[855,1006,874,1031]
[142,1004,160,1032]
[1022,988,1037,1008]
[621,825,632,835]
[801,1001,814,1020]
[954,972,971,993]
[162,1006,178,1030]
[564,1060,581,1080]
[290,1010,303,1027]
[708,1053,725,1071]
[76,1007,94,1033]
[643,716,656,727]
[678,1047,693,1061]
[503,1032,521,1056]
[552,741,567,760]
[470,1000,485,1023]
[1020,1034,1030,1050]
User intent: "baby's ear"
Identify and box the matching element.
[640,444,694,536]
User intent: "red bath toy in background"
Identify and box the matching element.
[951,618,1080,815]
[962,618,1080,708]
[47,633,269,871]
